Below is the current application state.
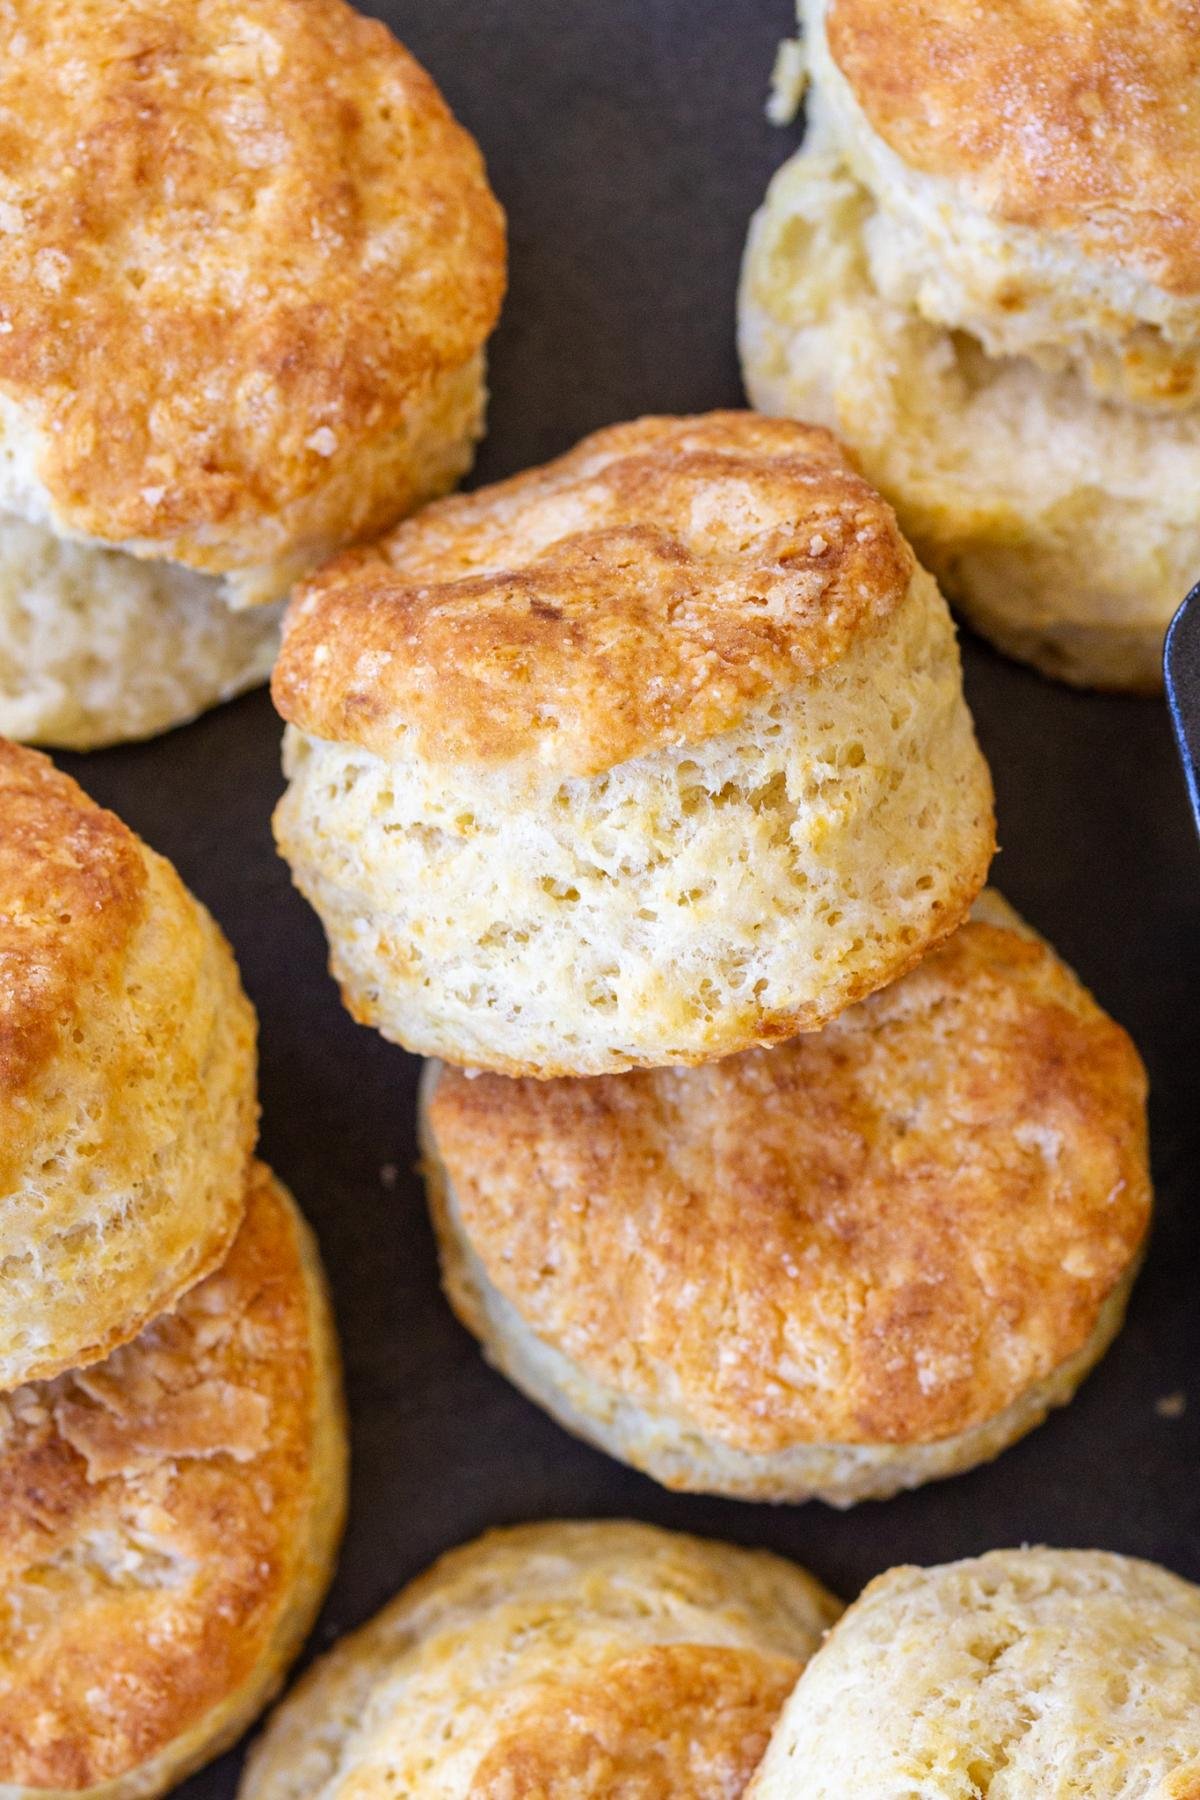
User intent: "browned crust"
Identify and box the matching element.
[0,0,505,551]
[274,413,916,775]
[472,1644,802,1799]
[427,918,1151,1449]
[0,739,146,1174]
[826,0,1200,295]
[0,1163,332,1790]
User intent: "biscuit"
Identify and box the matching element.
[240,1520,841,1800]
[0,740,258,1388]
[274,412,994,1077]
[0,0,505,741]
[747,1548,1200,1796]
[738,0,1200,690]
[0,1160,348,1800]
[811,0,1200,409]
[0,519,281,749]
[421,893,1151,1505]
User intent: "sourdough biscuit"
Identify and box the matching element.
[738,0,1200,689]
[0,1162,347,1800]
[240,1520,840,1800]
[422,895,1150,1504]
[274,412,994,1076]
[0,740,258,1388]
[0,0,505,741]
[748,1549,1200,1796]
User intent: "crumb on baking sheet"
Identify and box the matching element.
[767,36,808,125]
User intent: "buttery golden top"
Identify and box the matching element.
[0,739,145,1126]
[427,913,1151,1449]
[0,1163,330,1791]
[468,1645,801,1798]
[0,0,505,553]
[239,1520,840,1800]
[274,412,916,776]
[825,0,1200,295]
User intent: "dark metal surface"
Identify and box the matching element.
[1166,583,1200,838]
[57,3,1200,1791]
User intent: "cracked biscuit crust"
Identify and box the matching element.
[0,1162,347,1798]
[273,412,916,778]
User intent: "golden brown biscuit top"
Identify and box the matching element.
[239,1520,837,1800]
[0,0,505,549]
[471,1644,801,1799]
[274,413,916,776]
[428,916,1151,1450]
[0,1162,323,1789]
[825,0,1200,294]
[0,741,146,1153]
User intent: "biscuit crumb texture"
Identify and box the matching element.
[0,1163,347,1800]
[747,1549,1200,1796]
[274,415,992,1076]
[241,1520,840,1800]
[278,569,991,1075]
[738,135,1200,689]
[0,515,280,748]
[0,743,259,1387]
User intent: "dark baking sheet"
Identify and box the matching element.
[58,3,1200,1791]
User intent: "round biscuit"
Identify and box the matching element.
[274,412,995,1075]
[748,1548,1200,1797]
[0,0,505,589]
[421,894,1150,1504]
[0,740,258,1387]
[240,1520,840,1800]
[0,1161,347,1800]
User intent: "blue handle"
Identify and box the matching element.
[1165,582,1200,837]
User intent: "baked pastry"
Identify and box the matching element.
[0,0,506,746]
[739,0,1200,690]
[274,411,994,1077]
[0,740,258,1389]
[748,1548,1200,1795]
[240,1519,841,1800]
[0,1160,347,1800]
[421,893,1151,1504]
[0,525,283,751]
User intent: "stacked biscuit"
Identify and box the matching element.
[0,1,1178,1791]
[0,8,509,1776]
[0,0,505,749]
[0,740,347,1800]
[271,406,1152,1508]
[740,0,1200,691]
